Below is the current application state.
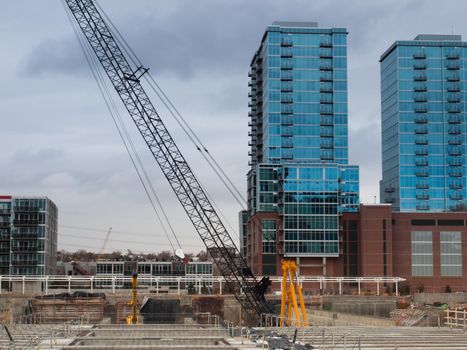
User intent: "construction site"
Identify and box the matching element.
[2,0,467,349]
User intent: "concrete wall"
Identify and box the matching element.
[307,309,396,327]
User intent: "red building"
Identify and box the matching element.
[245,204,467,293]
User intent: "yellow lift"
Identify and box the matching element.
[280,260,308,327]
[126,272,139,325]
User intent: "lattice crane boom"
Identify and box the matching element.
[64,0,271,323]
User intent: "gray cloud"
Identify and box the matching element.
[3,0,467,253]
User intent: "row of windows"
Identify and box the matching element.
[284,241,338,255]
[266,113,348,124]
[268,102,348,114]
[411,231,462,277]
[267,32,347,46]
[397,46,466,57]
[268,69,348,83]
[268,45,346,57]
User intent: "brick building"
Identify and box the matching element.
[245,204,467,293]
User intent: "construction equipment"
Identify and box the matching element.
[97,227,112,257]
[126,272,138,325]
[280,260,307,327]
[64,0,272,324]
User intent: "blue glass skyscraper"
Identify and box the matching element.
[243,22,359,269]
[380,35,467,212]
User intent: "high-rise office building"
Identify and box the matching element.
[243,22,359,275]
[0,195,58,275]
[380,35,467,212]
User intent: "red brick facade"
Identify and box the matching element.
[245,204,467,292]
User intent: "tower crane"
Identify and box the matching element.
[64,0,272,324]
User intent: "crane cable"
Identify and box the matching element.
[94,1,247,210]
[63,0,182,251]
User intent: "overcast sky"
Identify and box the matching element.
[1,0,466,255]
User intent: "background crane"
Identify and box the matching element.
[97,226,112,257]
[64,0,272,324]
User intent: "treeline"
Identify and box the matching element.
[57,249,211,262]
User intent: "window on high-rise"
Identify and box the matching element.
[440,231,462,276]
[411,231,433,276]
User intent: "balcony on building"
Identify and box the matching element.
[447,84,460,92]
[320,84,333,93]
[448,115,461,124]
[320,151,334,160]
[415,170,429,177]
[448,105,461,114]
[11,246,40,253]
[281,116,293,126]
[281,82,293,92]
[319,63,333,71]
[413,51,426,59]
[12,260,38,266]
[414,94,427,102]
[416,183,429,189]
[447,93,461,103]
[320,74,333,82]
[413,62,427,70]
[414,116,427,124]
[281,37,293,47]
[414,104,428,113]
[385,186,395,193]
[448,127,461,134]
[414,84,427,92]
[13,219,40,226]
[281,128,293,137]
[281,105,293,114]
[320,96,333,104]
[320,130,334,138]
[280,48,293,58]
[449,170,463,177]
[281,94,293,104]
[416,193,430,200]
[415,148,428,155]
[280,71,293,81]
[416,204,430,210]
[446,51,460,59]
[414,105,428,113]
[281,139,293,148]
[415,138,428,145]
[319,48,333,58]
[448,148,462,156]
[449,182,463,189]
[449,193,463,200]
[415,127,428,134]
[414,74,427,81]
[449,159,463,166]
[319,41,333,48]
[415,159,429,166]
[320,106,333,115]
[448,138,462,145]
[447,74,460,82]
[320,116,333,126]
[281,60,293,70]
[320,141,334,149]
[446,62,460,70]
